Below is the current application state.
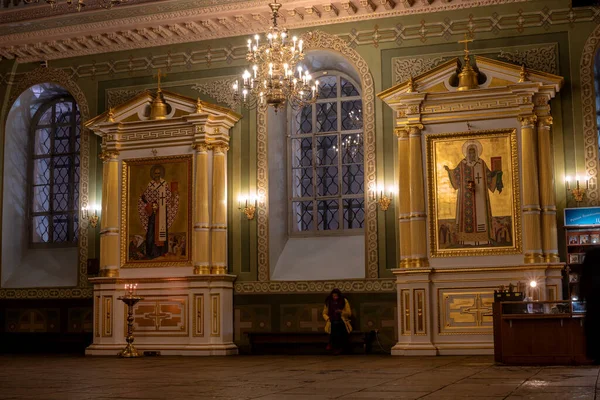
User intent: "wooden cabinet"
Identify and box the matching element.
[493,301,590,365]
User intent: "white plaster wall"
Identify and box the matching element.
[423,118,524,268]
[267,108,288,269]
[1,88,78,288]
[271,235,366,280]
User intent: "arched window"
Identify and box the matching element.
[289,72,364,233]
[30,96,80,245]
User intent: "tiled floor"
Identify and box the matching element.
[0,354,598,399]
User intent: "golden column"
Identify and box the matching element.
[537,116,560,263]
[193,143,211,275]
[395,127,412,268]
[210,144,228,275]
[99,150,120,277]
[519,115,543,264]
[407,124,429,268]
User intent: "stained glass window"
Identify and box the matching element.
[30,97,80,245]
[290,73,364,232]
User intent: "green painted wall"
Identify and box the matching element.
[0,0,597,286]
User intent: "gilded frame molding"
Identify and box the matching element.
[255,30,379,283]
[120,154,193,268]
[0,67,92,299]
[581,24,600,206]
[426,129,522,258]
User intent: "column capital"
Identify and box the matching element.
[518,115,538,127]
[536,115,553,127]
[192,143,210,153]
[99,150,119,162]
[395,124,424,138]
[212,144,230,154]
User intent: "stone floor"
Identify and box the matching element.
[0,355,598,400]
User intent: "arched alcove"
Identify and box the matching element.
[255,30,378,283]
[1,68,90,294]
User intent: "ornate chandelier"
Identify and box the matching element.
[232,1,318,112]
[23,0,126,11]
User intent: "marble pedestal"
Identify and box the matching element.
[85,275,237,356]
[392,264,563,356]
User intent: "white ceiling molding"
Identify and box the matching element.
[0,0,533,63]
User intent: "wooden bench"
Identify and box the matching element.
[245,331,375,354]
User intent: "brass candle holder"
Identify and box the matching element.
[238,195,257,220]
[566,176,589,206]
[117,284,143,358]
[372,185,394,212]
[82,204,100,228]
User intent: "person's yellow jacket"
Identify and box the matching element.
[322,299,353,334]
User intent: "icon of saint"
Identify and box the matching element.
[443,140,503,246]
[137,164,179,259]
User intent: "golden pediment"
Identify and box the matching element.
[378,56,564,102]
[85,89,242,131]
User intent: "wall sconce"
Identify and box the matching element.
[82,204,101,228]
[238,195,258,220]
[371,185,395,212]
[566,175,589,205]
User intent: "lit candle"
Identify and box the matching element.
[566,176,571,190]
[253,65,258,79]
[299,39,303,52]
[292,36,297,51]
[576,175,581,190]
[254,34,259,47]
[388,185,395,198]
[247,39,252,52]
[297,66,302,79]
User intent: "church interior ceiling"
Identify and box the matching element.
[0,0,533,63]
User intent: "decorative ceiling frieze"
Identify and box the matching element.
[0,0,540,63]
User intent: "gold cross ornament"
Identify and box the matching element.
[458,33,474,57]
[153,68,167,91]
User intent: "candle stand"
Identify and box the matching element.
[117,292,144,358]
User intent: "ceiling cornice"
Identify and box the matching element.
[0,0,530,63]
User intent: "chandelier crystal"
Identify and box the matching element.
[232,1,318,112]
[23,0,126,11]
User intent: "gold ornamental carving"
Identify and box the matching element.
[581,23,600,206]
[438,289,494,335]
[518,115,538,127]
[212,144,230,155]
[126,295,188,337]
[99,150,119,162]
[191,143,210,152]
[537,116,553,127]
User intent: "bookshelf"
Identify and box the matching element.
[563,207,600,300]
